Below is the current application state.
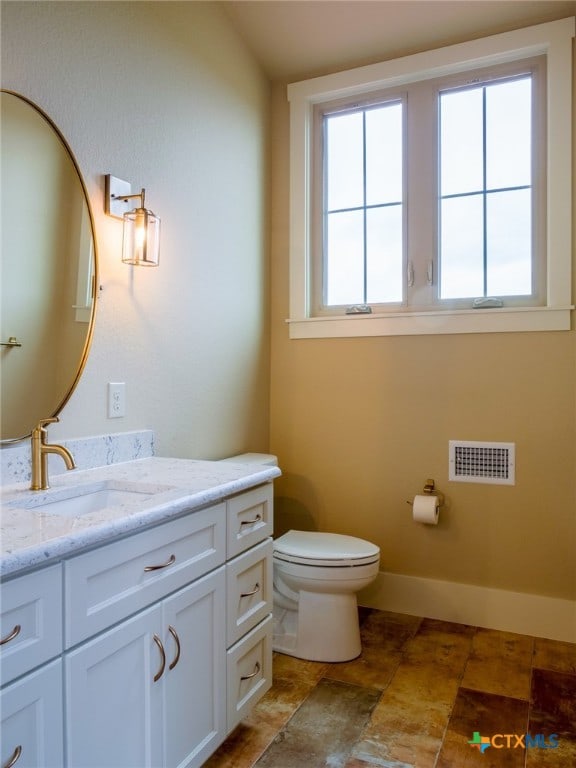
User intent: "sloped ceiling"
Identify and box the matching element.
[221,0,575,81]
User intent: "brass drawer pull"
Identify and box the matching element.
[239,514,262,527]
[0,625,21,646]
[241,661,261,681]
[144,554,176,572]
[3,745,22,768]
[240,583,260,598]
[153,634,166,682]
[168,625,181,671]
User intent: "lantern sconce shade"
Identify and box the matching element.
[121,196,160,267]
[105,174,160,266]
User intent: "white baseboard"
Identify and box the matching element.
[358,571,576,643]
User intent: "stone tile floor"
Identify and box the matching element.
[205,609,576,768]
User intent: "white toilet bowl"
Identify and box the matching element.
[272,530,380,662]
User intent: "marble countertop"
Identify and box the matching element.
[0,456,280,578]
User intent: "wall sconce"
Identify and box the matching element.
[105,175,160,266]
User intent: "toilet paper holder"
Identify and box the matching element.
[422,478,444,505]
[407,479,444,507]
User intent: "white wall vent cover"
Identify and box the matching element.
[449,441,515,485]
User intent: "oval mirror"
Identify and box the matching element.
[0,91,98,442]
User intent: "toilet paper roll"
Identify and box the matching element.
[412,494,439,525]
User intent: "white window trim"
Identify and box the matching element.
[287,17,574,339]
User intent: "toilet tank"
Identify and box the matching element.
[219,453,278,466]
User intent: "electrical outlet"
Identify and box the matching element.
[107,382,126,418]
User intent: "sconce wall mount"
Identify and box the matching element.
[105,174,160,267]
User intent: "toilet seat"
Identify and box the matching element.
[273,530,380,567]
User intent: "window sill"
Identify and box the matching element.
[286,306,573,339]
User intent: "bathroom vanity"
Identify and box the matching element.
[0,456,279,768]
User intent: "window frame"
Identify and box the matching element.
[287,17,574,338]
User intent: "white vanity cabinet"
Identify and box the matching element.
[0,564,64,768]
[0,477,275,768]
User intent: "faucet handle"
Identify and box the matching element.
[32,417,60,441]
[34,416,59,431]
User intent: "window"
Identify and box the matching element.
[288,18,574,338]
[320,99,404,308]
[316,62,544,315]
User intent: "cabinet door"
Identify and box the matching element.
[65,605,163,768]
[0,659,63,768]
[162,567,226,768]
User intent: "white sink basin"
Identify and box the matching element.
[10,481,173,517]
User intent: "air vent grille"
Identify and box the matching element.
[449,441,515,485]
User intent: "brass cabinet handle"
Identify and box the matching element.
[152,634,166,682]
[144,554,176,572]
[240,583,260,598]
[0,625,21,646]
[3,745,22,768]
[168,625,181,671]
[240,661,261,681]
[239,514,262,527]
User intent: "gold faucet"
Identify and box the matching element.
[31,417,76,490]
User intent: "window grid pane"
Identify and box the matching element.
[440,196,484,298]
[486,189,532,296]
[326,111,364,211]
[439,75,533,300]
[366,206,403,303]
[486,78,532,190]
[440,89,484,196]
[326,210,365,305]
[365,103,403,206]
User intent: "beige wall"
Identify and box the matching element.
[269,65,576,602]
[1,1,271,459]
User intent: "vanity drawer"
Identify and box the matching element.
[0,564,62,686]
[226,614,272,733]
[226,538,272,647]
[226,484,273,559]
[65,503,226,647]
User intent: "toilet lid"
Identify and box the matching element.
[273,530,380,567]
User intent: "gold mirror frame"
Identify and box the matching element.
[0,90,98,443]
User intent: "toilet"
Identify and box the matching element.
[220,454,380,663]
[272,530,380,662]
